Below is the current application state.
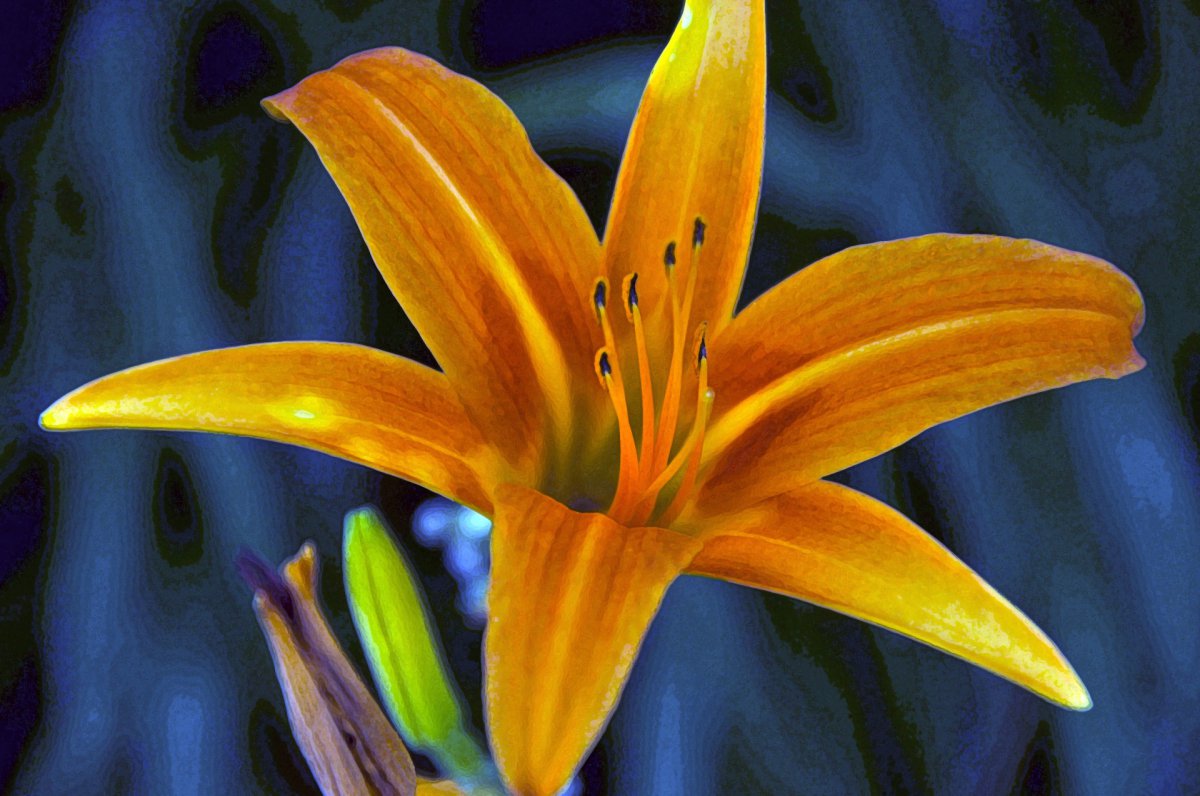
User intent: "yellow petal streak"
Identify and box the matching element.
[41,343,497,513]
[485,485,700,795]
[264,48,603,474]
[685,481,1091,709]
[604,0,765,334]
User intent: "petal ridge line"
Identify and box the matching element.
[702,307,1143,467]
[325,69,576,455]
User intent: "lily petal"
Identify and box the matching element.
[684,480,1091,709]
[247,543,419,795]
[485,485,700,796]
[712,234,1144,407]
[41,342,497,513]
[264,48,603,474]
[604,0,765,333]
[699,235,1144,511]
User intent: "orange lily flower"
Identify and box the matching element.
[41,0,1144,793]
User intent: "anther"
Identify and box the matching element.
[693,322,709,372]
[594,349,614,385]
[593,278,608,313]
[664,241,677,269]
[622,273,639,324]
[693,217,706,248]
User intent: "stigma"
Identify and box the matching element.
[592,216,713,526]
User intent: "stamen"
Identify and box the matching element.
[593,278,607,318]
[622,273,639,320]
[640,324,710,502]
[591,220,716,525]
[594,349,612,382]
[593,277,627,414]
[593,276,642,519]
[595,348,639,515]
[652,223,703,474]
[633,404,712,527]
[639,414,702,500]
[624,273,657,475]
[661,386,713,525]
[660,329,711,523]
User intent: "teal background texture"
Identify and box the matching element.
[2,1,1199,793]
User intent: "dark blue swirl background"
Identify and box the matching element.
[3,1,1198,793]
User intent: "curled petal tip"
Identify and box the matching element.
[1117,357,1146,383]
[260,84,303,122]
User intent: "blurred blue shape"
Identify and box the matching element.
[414,497,458,545]
[412,497,492,627]
[165,692,204,795]
[459,576,490,626]
[1114,434,1175,521]
[446,532,485,581]
[457,506,493,541]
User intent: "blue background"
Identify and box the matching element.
[3,1,1198,793]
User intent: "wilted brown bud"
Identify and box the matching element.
[242,543,417,796]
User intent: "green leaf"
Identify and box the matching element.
[343,506,488,780]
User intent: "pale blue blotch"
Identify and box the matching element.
[457,506,492,540]
[651,684,683,795]
[1116,435,1174,523]
[413,497,492,625]
[446,534,485,580]
[413,498,457,544]
[166,692,204,796]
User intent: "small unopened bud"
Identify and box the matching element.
[240,544,418,796]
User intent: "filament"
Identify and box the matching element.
[652,219,704,475]
[623,273,657,478]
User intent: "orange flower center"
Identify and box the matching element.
[592,217,714,527]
